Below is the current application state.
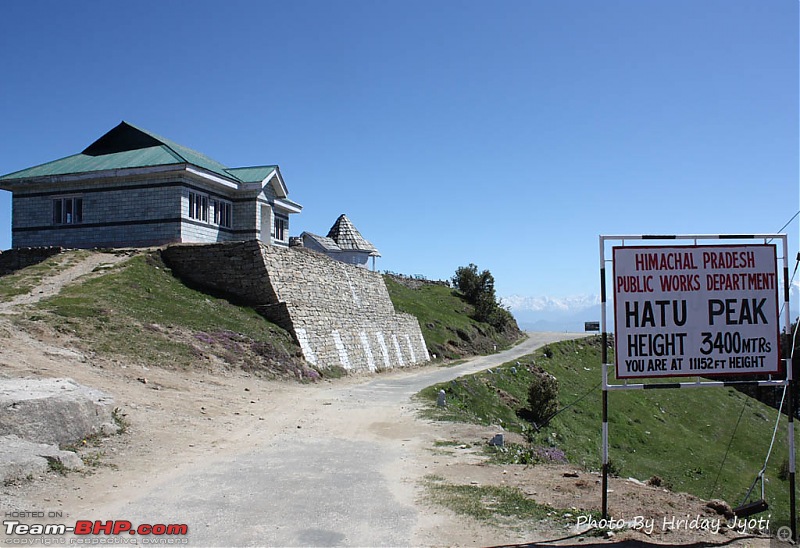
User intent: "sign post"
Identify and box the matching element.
[599,234,793,539]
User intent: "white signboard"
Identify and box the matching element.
[613,244,780,379]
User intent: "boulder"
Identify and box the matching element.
[0,434,85,483]
[0,377,118,446]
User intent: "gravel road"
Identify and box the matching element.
[55,332,586,547]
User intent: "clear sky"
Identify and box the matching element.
[0,0,797,302]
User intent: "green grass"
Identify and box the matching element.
[423,474,568,526]
[418,336,793,524]
[20,252,303,375]
[384,275,522,360]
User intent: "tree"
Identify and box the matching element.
[452,264,495,305]
[452,263,513,327]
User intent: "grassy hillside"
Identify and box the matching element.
[3,251,523,375]
[8,251,312,379]
[384,275,523,361]
[419,336,793,524]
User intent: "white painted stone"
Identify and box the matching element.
[375,332,391,369]
[391,334,405,366]
[359,331,376,371]
[332,330,351,369]
[295,328,317,366]
[419,333,431,361]
[404,333,416,363]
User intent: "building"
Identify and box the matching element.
[301,214,380,269]
[0,121,302,249]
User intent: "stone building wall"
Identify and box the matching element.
[161,240,429,372]
[9,173,271,249]
[11,175,184,248]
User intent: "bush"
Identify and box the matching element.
[527,368,559,427]
[452,264,512,329]
[452,264,494,304]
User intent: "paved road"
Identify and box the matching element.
[75,332,587,546]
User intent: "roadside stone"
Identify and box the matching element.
[0,377,117,446]
[489,434,504,447]
[0,435,85,483]
[706,499,734,519]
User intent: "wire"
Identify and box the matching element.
[709,395,749,499]
[535,381,601,431]
[771,210,800,238]
[737,316,798,506]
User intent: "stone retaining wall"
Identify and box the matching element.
[0,247,64,276]
[162,241,429,371]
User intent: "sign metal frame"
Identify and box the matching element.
[599,234,794,540]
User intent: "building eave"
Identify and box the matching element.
[0,163,243,193]
[184,165,240,190]
[274,198,303,214]
[0,164,187,191]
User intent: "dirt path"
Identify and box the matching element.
[0,251,129,313]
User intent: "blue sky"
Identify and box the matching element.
[0,0,797,302]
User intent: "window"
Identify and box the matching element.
[188,191,205,221]
[53,197,83,225]
[189,191,232,228]
[212,199,233,228]
[274,216,286,242]
[189,191,209,221]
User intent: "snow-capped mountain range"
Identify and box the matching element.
[500,294,601,332]
[501,294,600,313]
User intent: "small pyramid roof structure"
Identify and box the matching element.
[326,214,380,256]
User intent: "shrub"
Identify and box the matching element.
[452,264,494,304]
[527,368,559,427]
[452,264,512,329]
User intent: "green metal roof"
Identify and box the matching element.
[0,122,273,186]
[225,166,277,183]
[116,122,235,181]
[0,147,183,181]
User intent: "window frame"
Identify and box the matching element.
[52,196,83,225]
[273,215,287,242]
[189,191,233,229]
[211,198,233,228]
